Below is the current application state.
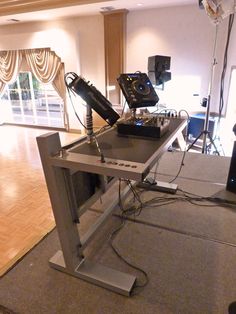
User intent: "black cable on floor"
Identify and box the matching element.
[107,179,149,295]
[168,150,187,183]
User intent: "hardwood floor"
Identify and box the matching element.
[0,125,81,276]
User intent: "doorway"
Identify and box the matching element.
[1,71,64,128]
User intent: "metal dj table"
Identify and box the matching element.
[37,117,187,296]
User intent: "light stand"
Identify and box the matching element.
[187,24,220,155]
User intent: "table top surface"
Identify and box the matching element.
[69,117,186,163]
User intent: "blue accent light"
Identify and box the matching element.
[136,121,143,126]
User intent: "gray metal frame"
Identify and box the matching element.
[36,118,186,295]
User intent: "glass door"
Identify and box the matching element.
[1,71,65,128]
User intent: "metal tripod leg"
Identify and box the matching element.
[205,131,220,155]
[187,131,205,152]
[187,130,220,155]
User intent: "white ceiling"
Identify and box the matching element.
[0,0,196,25]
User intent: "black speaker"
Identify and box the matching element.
[155,71,172,86]
[148,55,171,72]
[148,55,171,86]
[226,141,236,193]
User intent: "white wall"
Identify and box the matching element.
[126,5,228,114]
[0,4,234,129]
[0,15,105,131]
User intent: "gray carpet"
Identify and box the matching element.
[0,213,175,314]
[1,152,236,314]
[123,178,236,245]
[153,150,230,184]
[91,172,236,247]
[0,209,236,314]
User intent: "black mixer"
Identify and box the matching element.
[117,115,170,138]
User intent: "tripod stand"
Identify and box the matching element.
[187,24,220,155]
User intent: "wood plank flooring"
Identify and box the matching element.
[0,125,81,276]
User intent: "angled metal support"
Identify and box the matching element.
[37,132,136,295]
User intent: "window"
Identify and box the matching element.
[1,71,64,128]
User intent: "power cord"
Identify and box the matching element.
[108,175,236,295]
[167,109,191,183]
[138,187,236,209]
[65,73,87,130]
[108,179,149,295]
[168,150,187,184]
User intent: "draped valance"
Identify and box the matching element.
[0,48,68,129]
[0,50,22,93]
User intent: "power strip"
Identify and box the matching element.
[137,180,178,194]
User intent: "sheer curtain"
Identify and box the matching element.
[52,63,69,130]
[24,48,69,129]
[0,48,69,130]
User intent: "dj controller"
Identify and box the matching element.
[116,115,170,138]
